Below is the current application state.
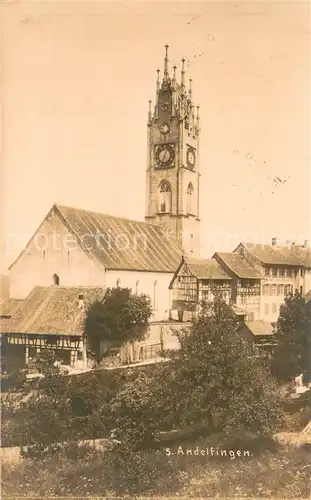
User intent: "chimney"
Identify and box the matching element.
[271,237,277,246]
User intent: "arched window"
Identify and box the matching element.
[135,280,139,295]
[187,183,194,214]
[158,181,172,213]
[52,273,60,286]
[153,280,158,310]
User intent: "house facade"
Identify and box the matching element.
[234,241,311,322]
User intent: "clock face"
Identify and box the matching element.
[186,146,196,169]
[155,144,175,168]
[159,122,170,135]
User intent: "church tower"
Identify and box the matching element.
[145,45,201,258]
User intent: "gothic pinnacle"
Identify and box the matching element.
[189,78,192,101]
[164,44,169,79]
[181,58,185,88]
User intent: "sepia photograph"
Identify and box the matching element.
[1,0,310,498]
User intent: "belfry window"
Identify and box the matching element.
[187,183,194,214]
[158,181,172,213]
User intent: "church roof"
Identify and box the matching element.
[56,204,182,273]
[238,243,311,267]
[9,204,183,274]
[2,286,105,336]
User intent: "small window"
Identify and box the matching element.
[272,268,278,277]
[52,274,60,286]
[263,284,269,296]
[264,268,270,276]
[300,286,303,295]
[270,284,277,296]
[277,284,284,296]
[300,269,304,277]
[287,269,293,278]
[285,284,292,296]
[279,268,285,277]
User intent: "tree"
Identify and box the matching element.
[84,287,153,356]
[272,290,311,382]
[110,295,284,449]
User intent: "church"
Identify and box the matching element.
[1,46,202,369]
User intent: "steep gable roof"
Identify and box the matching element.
[2,286,105,336]
[186,258,232,280]
[9,204,183,274]
[214,252,261,279]
[238,243,311,267]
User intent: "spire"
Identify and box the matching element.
[181,58,185,89]
[164,44,169,80]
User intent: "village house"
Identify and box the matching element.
[234,240,311,322]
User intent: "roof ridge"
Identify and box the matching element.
[55,203,165,230]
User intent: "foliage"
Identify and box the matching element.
[2,440,310,498]
[34,349,62,378]
[109,295,284,448]
[5,370,117,448]
[272,291,311,382]
[84,287,153,354]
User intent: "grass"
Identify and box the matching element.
[2,437,310,498]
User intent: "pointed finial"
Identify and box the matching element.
[164,44,169,79]
[189,78,192,101]
[148,100,152,121]
[181,58,185,88]
[173,65,177,81]
[196,105,200,129]
[156,69,160,92]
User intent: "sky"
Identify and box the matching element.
[1,0,310,273]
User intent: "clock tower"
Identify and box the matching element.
[145,45,201,257]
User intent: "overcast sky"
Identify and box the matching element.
[2,0,310,272]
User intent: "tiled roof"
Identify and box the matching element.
[0,299,22,318]
[244,321,275,336]
[241,243,311,267]
[56,204,182,273]
[2,286,105,336]
[214,253,261,279]
[186,258,232,280]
